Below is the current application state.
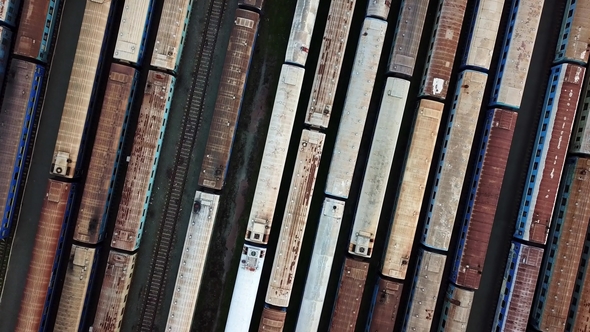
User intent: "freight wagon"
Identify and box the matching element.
[329,257,369,332]
[366,277,403,332]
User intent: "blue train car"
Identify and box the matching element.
[438,283,474,332]
[553,0,590,66]
[0,60,45,240]
[14,0,61,62]
[0,0,21,27]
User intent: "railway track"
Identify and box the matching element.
[138,0,228,330]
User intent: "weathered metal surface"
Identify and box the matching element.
[296,198,344,332]
[225,245,266,332]
[266,130,324,307]
[349,77,409,258]
[490,0,544,109]
[531,157,590,331]
[245,65,305,245]
[388,0,430,76]
[51,0,113,178]
[492,242,543,332]
[325,17,387,199]
[515,64,584,245]
[74,64,136,244]
[113,0,152,64]
[329,258,369,332]
[258,307,286,332]
[112,71,175,252]
[0,0,20,26]
[571,73,590,155]
[54,245,97,332]
[366,0,391,20]
[151,0,192,71]
[199,9,260,190]
[403,250,446,332]
[0,26,10,91]
[419,0,468,99]
[284,0,320,66]
[15,180,71,332]
[367,278,403,332]
[555,0,590,64]
[423,70,487,251]
[14,0,59,62]
[438,284,474,332]
[304,0,356,128]
[462,0,504,70]
[571,225,590,331]
[91,250,137,332]
[452,109,517,289]
[238,0,264,10]
[382,99,444,280]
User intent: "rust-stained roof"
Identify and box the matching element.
[304,0,356,129]
[199,9,259,190]
[439,285,474,332]
[15,180,71,332]
[329,257,369,332]
[266,130,325,307]
[367,278,402,331]
[382,99,444,280]
[238,0,264,11]
[533,157,590,331]
[257,307,286,332]
[419,0,468,99]
[91,250,136,332]
[14,0,57,61]
[453,109,517,289]
[74,64,136,244]
[388,0,430,76]
[555,0,590,64]
[112,71,175,252]
[572,215,590,331]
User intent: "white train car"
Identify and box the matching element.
[295,198,344,332]
[325,17,387,199]
[438,284,474,332]
[224,244,266,332]
[304,0,356,129]
[284,0,320,67]
[151,0,193,71]
[349,77,409,258]
[265,130,325,307]
[165,192,220,331]
[245,64,305,245]
[114,0,153,64]
[381,99,444,280]
[462,0,504,70]
[422,70,487,251]
[366,0,391,20]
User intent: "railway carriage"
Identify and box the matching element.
[329,258,369,332]
[554,0,590,65]
[366,0,391,20]
[238,0,264,11]
[14,0,61,62]
[366,278,403,332]
[438,284,474,332]
[0,26,11,91]
[284,0,320,67]
[571,74,590,156]
[0,0,20,26]
[151,0,193,72]
[461,0,504,71]
[113,0,153,64]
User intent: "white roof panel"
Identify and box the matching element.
[463,0,504,70]
[366,0,391,20]
[284,0,320,66]
[114,0,152,64]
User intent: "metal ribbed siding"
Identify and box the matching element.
[531,157,590,331]
[266,130,324,307]
[329,258,369,332]
[51,0,114,178]
[166,192,220,331]
[515,64,584,245]
[284,0,320,67]
[325,17,386,199]
[258,307,286,332]
[304,0,356,129]
[490,0,544,109]
[0,60,44,240]
[225,245,266,332]
[112,71,175,252]
[199,10,260,190]
[91,251,137,332]
[438,285,474,332]
[54,245,98,332]
[462,0,504,70]
[451,109,517,289]
[367,278,403,332]
[571,76,590,155]
[15,180,72,332]
[114,0,152,64]
[554,0,590,65]
[382,99,444,280]
[403,250,446,332]
[295,198,344,332]
[388,0,430,76]
[423,70,487,251]
[245,64,305,245]
[419,0,468,99]
[349,78,409,258]
[151,0,193,71]
[0,0,19,26]
[14,0,60,62]
[492,242,543,332]
[238,0,264,11]
[366,0,391,20]
[571,228,590,331]
[74,64,137,245]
